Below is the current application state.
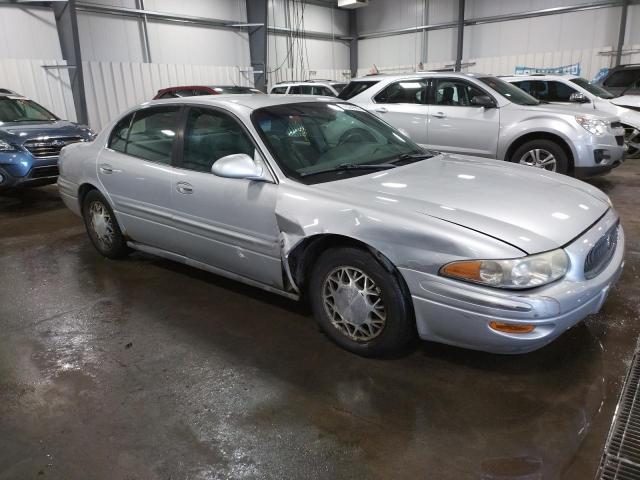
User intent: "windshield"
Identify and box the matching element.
[569,77,614,99]
[0,97,57,124]
[252,102,425,183]
[338,81,379,100]
[478,76,540,105]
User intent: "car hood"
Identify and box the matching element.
[610,95,640,109]
[0,120,89,144]
[315,154,610,254]
[514,102,618,121]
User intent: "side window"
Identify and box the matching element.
[320,87,334,96]
[604,70,639,87]
[108,113,134,153]
[174,89,195,98]
[300,85,313,94]
[158,92,178,99]
[375,80,428,104]
[182,108,254,173]
[126,107,180,164]
[289,85,302,94]
[434,79,488,106]
[271,86,287,94]
[549,81,577,101]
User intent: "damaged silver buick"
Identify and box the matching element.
[58,95,625,356]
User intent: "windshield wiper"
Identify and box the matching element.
[391,152,436,164]
[300,162,396,177]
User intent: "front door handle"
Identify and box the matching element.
[431,111,446,118]
[374,107,388,113]
[176,182,193,194]
[99,164,114,174]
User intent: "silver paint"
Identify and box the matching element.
[57,94,625,353]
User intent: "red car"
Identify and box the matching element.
[153,85,262,99]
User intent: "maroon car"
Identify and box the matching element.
[153,85,262,99]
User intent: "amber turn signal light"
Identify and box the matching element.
[489,321,535,334]
[441,261,482,281]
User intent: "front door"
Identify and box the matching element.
[98,106,181,252]
[366,78,429,145]
[170,106,283,288]
[426,78,500,157]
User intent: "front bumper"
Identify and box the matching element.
[401,209,624,354]
[573,135,625,177]
[0,152,59,190]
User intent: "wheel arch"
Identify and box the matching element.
[505,132,575,172]
[285,233,411,301]
[78,182,100,210]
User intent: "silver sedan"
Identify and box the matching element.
[57,95,625,356]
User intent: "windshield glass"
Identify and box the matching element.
[478,76,540,105]
[252,102,424,183]
[569,77,614,99]
[0,97,57,124]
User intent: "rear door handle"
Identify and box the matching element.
[176,182,193,194]
[431,111,446,118]
[374,107,388,113]
[99,164,114,174]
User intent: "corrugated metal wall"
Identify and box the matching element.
[0,58,76,122]
[82,61,253,131]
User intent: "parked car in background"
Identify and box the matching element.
[0,92,95,191]
[342,72,626,177]
[269,80,347,97]
[153,85,262,99]
[595,64,640,97]
[503,74,640,158]
[58,95,623,356]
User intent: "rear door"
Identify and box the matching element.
[426,78,500,157]
[98,106,181,251]
[366,78,429,145]
[169,106,283,288]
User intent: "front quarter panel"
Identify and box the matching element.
[275,181,524,292]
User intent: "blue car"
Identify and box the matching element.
[0,92,95,191]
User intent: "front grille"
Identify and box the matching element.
[584,223,619,279]
[596,340,640,480]
[23,136,82,158]
[30,165,59,178]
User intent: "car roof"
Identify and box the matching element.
[150,93,341,110]
[348,72,492,81]
[501,74,579,80]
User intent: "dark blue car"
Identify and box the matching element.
[0,92,95,191]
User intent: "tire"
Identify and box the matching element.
[308,247,414,357]
[82,189,129,259]
[510,139,569,174]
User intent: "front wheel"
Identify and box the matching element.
[308,247,415,357]
[82,189,129,259]
[510,139,569,174]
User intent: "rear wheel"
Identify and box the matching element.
[309,247,414,357]
[510,139,569,174]
[82,190,129,259]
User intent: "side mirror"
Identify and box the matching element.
[212,152,271,182]
[569,92,590,103]
[470,95,496,108]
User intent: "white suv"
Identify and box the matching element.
[503,74,640,158]
[342,72,626,177]
[269,80,347,97]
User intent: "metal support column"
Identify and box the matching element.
[455,0,465,72]
[349,10,358,78]
[246,0,268,92]
[136,0,152,63]
[615,0,629,66]
[52,0,88,125]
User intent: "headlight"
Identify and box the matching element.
[0,139,16,152]
[575,115,610,136]
[440,249,570,289]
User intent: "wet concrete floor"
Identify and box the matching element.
[0,162,639,480]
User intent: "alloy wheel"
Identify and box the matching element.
[519,148,557,171]
[624,125,640,159]
[89,201,115,251]
[322,266,386,342]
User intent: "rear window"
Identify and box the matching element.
[338,81,379,100]
[604,69,640,87]
[271,86,287,94]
